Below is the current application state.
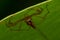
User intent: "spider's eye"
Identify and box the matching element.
[29,20,31,22]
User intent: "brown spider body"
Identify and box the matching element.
[24,16,35,29]
[7,8,43,31]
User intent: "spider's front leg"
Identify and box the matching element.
[5,17,23,32]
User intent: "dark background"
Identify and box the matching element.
[0,0,46,20]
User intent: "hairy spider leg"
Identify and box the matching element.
[44,4,50,17]
[5,17,16,31]
[6,17,24,32]
[6,17,15,27]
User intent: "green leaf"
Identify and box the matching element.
[0,0,60,40]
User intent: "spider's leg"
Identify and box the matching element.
[35,4,50,22]
[44,3,50,17]
[41,4,50,20]
[6,17,13,27]
[7,19,23,32]
[5,17,15,31]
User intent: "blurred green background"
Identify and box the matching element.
[1,0,60,40]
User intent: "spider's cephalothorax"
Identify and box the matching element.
[24,16,36,29]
